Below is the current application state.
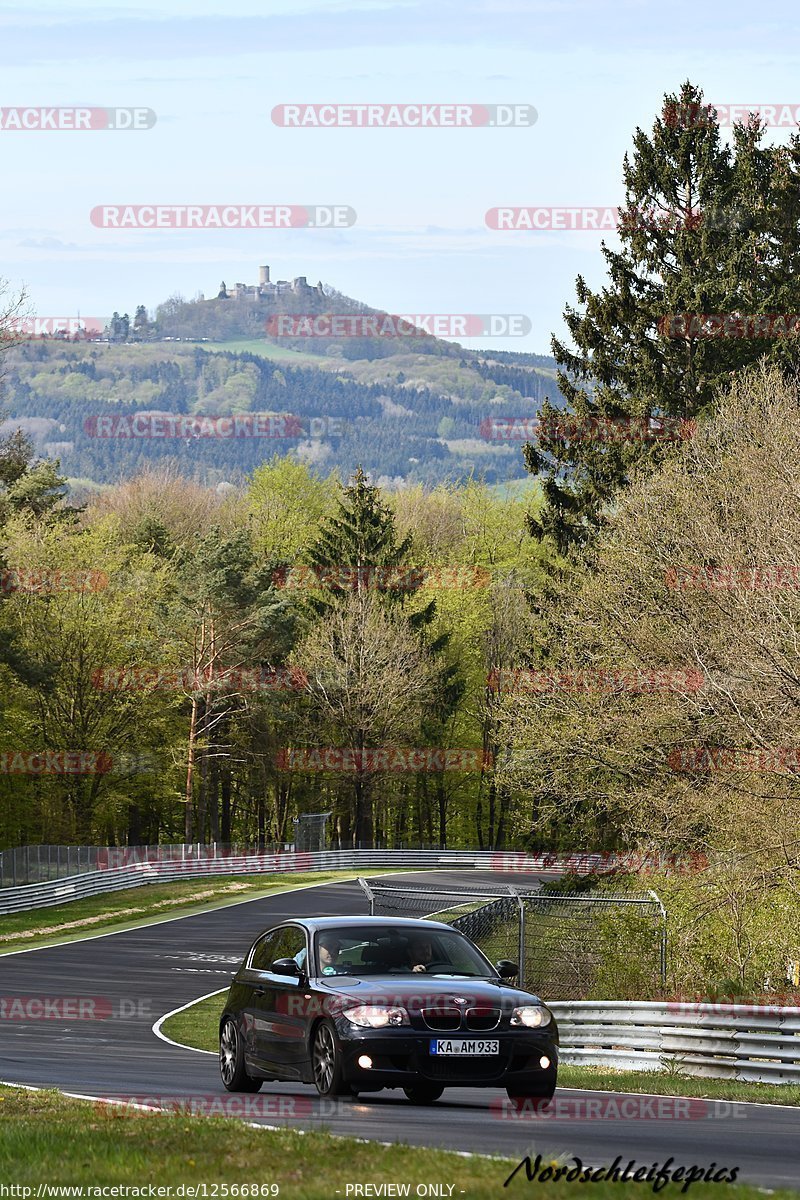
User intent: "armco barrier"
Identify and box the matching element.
[0,849,554,915]
[550,1000,800,1084]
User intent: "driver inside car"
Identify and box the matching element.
[407,932,435,972]
[318,934,344,975]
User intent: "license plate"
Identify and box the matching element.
[429,1039,499,1056]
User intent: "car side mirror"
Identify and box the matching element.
[272,958,302,977]
[496,960,519,979]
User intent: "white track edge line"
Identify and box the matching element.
[152,987,226,1054]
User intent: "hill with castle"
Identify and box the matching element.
[1,267,560,492]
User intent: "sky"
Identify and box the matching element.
[2,0,800,353]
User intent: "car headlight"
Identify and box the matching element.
[510,1005,552,1029]
[343,1005,410,1028]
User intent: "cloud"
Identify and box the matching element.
[17,237,82,250]
[0,2,776,65]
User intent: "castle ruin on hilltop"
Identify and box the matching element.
[215,266,325,302]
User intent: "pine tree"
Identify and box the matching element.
[305,467,428,616]
[301,468,463,845]
[527,81,800,550]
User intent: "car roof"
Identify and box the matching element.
[270,916,456,934]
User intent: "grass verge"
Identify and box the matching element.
[557,1065,800,1107]
[0,1085,794,1198]
[163,997,800,1109]
[0,871,391,953]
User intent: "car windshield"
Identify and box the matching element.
[313,924,495,978]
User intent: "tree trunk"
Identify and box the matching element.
[185,695,198,842]
[220,768,232,843]
[127,803,142,847]
[437,776,447,849]
[208,755,220,843]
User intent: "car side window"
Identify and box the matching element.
[270,926,306,965]
[250,930,282,971]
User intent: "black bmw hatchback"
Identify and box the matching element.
[219,916,558,1104]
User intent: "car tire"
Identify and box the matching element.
[219,1017,263,1093]
[403,1084,444,1104]
[312,1019,351,1098]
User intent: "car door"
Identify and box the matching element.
[240,929,283,1068]
[251,924,310,1079]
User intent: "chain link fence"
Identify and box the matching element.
[293,814,332,853]
[358,879,666,1000]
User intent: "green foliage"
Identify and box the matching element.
[531,81,800,549]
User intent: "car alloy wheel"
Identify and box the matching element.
[219,1017,262,1093]
[312,1019,350,1097]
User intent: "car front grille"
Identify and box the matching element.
[420,1007,462,1031]
[465,1007,501,1031]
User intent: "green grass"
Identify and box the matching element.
[202,339,339,367]
[558,1064,800,1106]
[0,871,392,953]
[161,991,228,1047]
[163,997,800,1110]
[0,1085,794,1198]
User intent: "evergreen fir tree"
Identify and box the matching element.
[528,81,800,550]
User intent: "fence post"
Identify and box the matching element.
[508,886,525,984]
[648,889,667,993]
[357,876,376,914]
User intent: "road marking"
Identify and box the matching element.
[152,987,226,1055]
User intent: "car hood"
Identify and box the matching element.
[314,975,547,1011]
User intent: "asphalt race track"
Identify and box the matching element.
[1,871,798,1189]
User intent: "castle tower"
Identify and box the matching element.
[259,265,270,285]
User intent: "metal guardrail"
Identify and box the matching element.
[550,1000,800,1084]
[0,843,286,888]
[0,849,545,915]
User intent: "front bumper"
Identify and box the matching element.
[335,1025,558,1091]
